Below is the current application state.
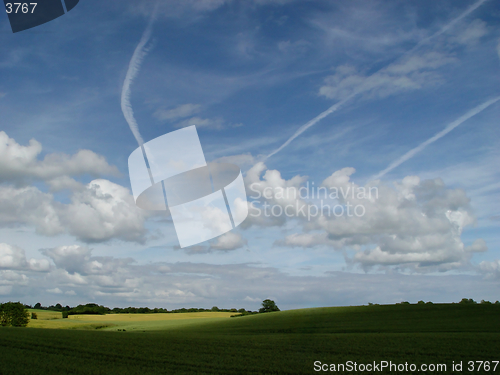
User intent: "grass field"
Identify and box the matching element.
[1,304,499,374]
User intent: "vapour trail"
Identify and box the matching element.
[265,92,357,159]
[265,0,490,160]
[121,10,157,148]
[372,96,500,180]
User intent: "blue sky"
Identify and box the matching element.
[0,0,499,310]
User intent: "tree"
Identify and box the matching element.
[34,302,42,309]
[0,302,29,327]
[459,298,477,305]
[259,299,280,313]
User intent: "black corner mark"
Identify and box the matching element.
[4,0,79,33]
[64,0,78,12]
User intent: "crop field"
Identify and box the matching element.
[26,310,235,330]
[1,304,499,374]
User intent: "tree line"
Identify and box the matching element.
[23,300,281,316]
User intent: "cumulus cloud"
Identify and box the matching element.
[319,52,456,100]
[0,243,50,272]
[0,132,148,243]
[244,163,482,272]
[210,232,247,251]
[0,242,497,308]
[63,179,149,243]
[0,131,119,186]
[42,245,135,276]
[0,180,149,243]
[0,185,64,235]
[480,259,500,279]
[0,270,29,295]
[0,244,29,269]
[41,245,92,274]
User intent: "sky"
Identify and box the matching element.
[0,0,499,311]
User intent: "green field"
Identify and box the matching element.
[1,304,499,374]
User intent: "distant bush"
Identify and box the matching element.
[417,301,425,305]
[62,311,69,319]
[68,303,110,315]
[480,300,492,305]
[31,312,38,320]
[459,298,477,305]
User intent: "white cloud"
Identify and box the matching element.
[41,245,91,274]
[154,103,202,121]
[28,258,51,272]
[175,116,224,130]
[0,269,29,295]
[0,131,119,186]
[0,185,64,235]
[210,232,247,251]
[465,239,488,253]
[0,244,28,269]
[452,19,488,46]
[244,163,482,272]
[0,242,497,309]
[0,180,149,243]
[319,52,456,100]
[479,259,500,279]
[63,179,149,243]
[0,243,50,272]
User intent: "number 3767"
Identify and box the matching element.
[5,3,37,14]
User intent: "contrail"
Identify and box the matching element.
[121,9,157,148]
[265,92,357,160]
[372,96,500,180]
[265,0,490,159]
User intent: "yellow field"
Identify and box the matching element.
[26,311,235,331]
[28,309,62,320]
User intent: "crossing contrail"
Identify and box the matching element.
[121,9,157,148]
[372,96,500,180]
[265,0,490,160]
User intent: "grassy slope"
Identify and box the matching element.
[1,304,499,374]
